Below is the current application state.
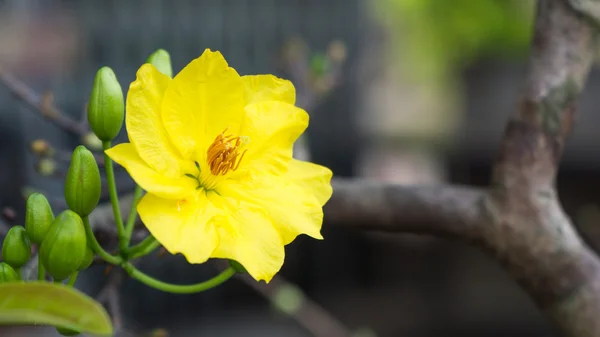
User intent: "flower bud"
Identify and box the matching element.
[30,139,54,157]
[2,226,31,269]
[36,158,56,177]
[64,146,101,217]
[40,210,87,281]
[25,193,55,245]
[81,132,103,151]
[273,284,304,315]
[0,262,19,282]
[147,49,173,78]
[87,66,124,141]
[56,327,80,336]
[78,246,94,271]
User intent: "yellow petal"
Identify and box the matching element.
[286,159,333,206]
[217,160,332,245]
[242,75,296,105]
[126,64,183,177]
[161,49,246,159]
[105,143,196,200]
[137,192,221,263]
[208,193,284,283]
[234,101,308,177]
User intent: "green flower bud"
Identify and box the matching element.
[40,210,87,281]
[78,246,94,271]
[87,66,124,141]
[2,226,31,269]
[25,193,55,245]
[36,158,56,177]
[64,146,101,217]
[81,132,103,151]
[0,262,20,282]
[56,327,80,336]
[146,49,173,78]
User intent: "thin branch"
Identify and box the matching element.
[21,251,40,281]
[0,66,87,135]
[97,269,124,331]
[238,273,353,337]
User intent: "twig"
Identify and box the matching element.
[0,66,87,135]
[238,273,353,337]
[21,251,40,281]
[97,269,124,332]
[0,223,8,237]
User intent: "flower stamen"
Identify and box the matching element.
[207,127,248,176]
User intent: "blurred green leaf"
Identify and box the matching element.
[375,0,535,81]
[0,282,113,336]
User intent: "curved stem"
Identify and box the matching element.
[124,185,144,246]
[127,235,161,260]
[82,216,122,265]
[67,272,79,287]
[37,255,45,281]
[122,263,236,294]
[102,141,126,253]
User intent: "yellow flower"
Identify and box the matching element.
[105,49,333,282]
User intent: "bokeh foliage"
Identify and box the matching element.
[376,0,534,80]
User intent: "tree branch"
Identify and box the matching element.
[325,181,484,239]
[476,1,600,335]
[0,66,87,135]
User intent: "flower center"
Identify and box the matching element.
[183,128,249,191]
[206,127,247,176]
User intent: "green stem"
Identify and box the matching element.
[67,272,79,287]
[82,216,122,265]
[124,185,144,246]
[122,263,236,294]
[127,235,161,260]
[37,255,45,281]
[102,141,126,254]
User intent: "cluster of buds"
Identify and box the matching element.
[30,138,58,178]
[2,145,102,283]
[2,60,126,335]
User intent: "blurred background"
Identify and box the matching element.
[3,0,600,336]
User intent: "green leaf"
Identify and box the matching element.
[0,282,113,336]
